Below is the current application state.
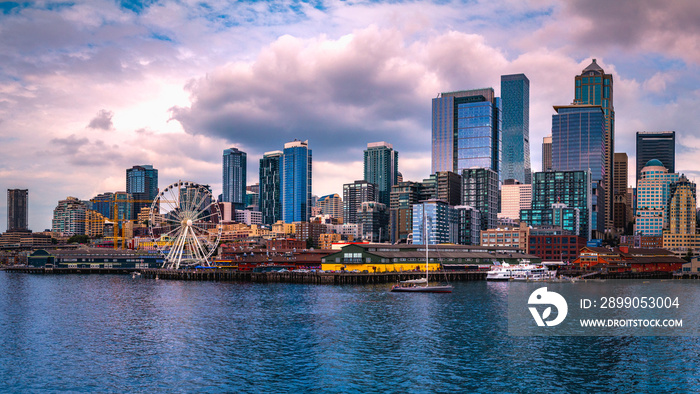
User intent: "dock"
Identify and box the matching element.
[4,266,486,284]
[140,269,486,284]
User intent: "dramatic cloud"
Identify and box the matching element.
[0,0,699,231]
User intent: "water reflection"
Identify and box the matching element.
[0,272,698,392]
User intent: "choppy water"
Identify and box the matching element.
[1,271,699,393]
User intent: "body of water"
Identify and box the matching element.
[1,272,699,393]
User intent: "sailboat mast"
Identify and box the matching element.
[424,208,429,282]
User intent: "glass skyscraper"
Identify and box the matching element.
[432,88,502,177]
[126,165,158,219]
[222,147,247,209]
[363,142,398,208]
[259,151,282,225]
[280,140,312,223]
[501,74,531,184]
[574,59,614,230]
[636,131,675,184]
[412,199,458,245]
[551,105,606,182]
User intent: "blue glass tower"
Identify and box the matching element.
[280,140,312,223]
[431,88,502,178]
[222,147,247,209]
[126,165,158,219]
[551,105,606,183]
[501,74,531,184]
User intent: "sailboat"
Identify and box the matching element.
[390,210,453,293]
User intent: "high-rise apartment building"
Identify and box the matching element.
[7,189,28,231]
[259,151,282,225]
[454,206,481,245]
[432,88,502,176]
[462,168,499,231]
[636,131,675,183]
[542,135,552,172]
[343,180,377,225]
[363,142,398,208]
[358,201,389,243]
[520,170,592,239]
[434,171,462,206]
[501,74,531,184]
[126,165,158,220]
[317,194,343,219]
[52,197,87,236]
[573,59,614,230]
[280,140,312,223]
[389,181,421,244]
[634,160,679,236]
[222,147,247,209]
[498,180,532,221]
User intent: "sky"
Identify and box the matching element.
[1,0,700,232]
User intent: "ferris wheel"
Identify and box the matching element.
[148,181,222,269]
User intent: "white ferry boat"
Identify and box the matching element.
[486,261,556,281]
[511,265,556,281]
[486,262,517,281]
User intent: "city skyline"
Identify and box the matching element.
[1,1,700,231]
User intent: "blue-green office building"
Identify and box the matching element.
[501,74,531,184]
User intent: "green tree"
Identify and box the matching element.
[67,234,90,244]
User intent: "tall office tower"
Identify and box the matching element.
[343,180,377,225]
[52,197,87,235]
[520,170,592,240]
[222,147,247,209]
[574,59,615,230]
[542,135,552,171]
[317,194,343,219]
[7,189,28,231]
[636,131,675,183]
[663,175,699,255]
[431,88,502,176]
[551,104,605,235]
[358,201,389,242]
[126,165,158,220]
[498,180,532,221]
[412,199,459,245]
[501,74,531,184]
[634,160,679,236]
[280,140,312,223]
[462,168,499,231]
[552,105,605,182]
[364,142,398,207]
[613,153,630,231]
[260,151,282,225]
